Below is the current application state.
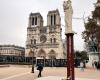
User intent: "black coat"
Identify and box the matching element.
[37,65,43,71]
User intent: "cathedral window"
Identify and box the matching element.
[32,17,37,26]
[40,35,47,43]
[35,17,37,25]
[30,39,33,46]
[32,17,34,25]
[51,15,53,25]
[30,39,36,45]
[50,14,56,25]
[50,38,52,43]
[54,38,56,43]
[54,14,56,25]
[34,39,36,45]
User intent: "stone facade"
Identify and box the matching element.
[0,45,25,56]
[87,52,100,67]
[25,9,64,59]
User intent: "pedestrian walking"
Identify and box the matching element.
[37,63,43,77]
[93,61,97,68]
[80,61,84,71]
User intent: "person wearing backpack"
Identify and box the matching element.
[37,63,43,77]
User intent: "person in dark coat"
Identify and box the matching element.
[37,63,43,77]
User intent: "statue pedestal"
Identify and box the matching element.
[65,33,75,80]
[87,52,100,67]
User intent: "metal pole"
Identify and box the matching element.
[66,33,75,80]
[66,34,70,78]
[30,39,34,73]
[31,55,34,73]
[44,57,45,67]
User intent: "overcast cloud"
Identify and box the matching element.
[0,0,96,50]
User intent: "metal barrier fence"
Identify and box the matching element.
[36,59,80,67]
[36,59,67,67]
[0,55,36,65]
[0,55,80,67]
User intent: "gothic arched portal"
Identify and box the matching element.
[48,50,56,59]
[37,49,46,58]
[29,49,35,57]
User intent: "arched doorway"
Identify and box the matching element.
[29,49,35,57]
[37,49,46,59]
[48,50,56,59]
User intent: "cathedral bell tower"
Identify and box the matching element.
[47,9,61,26]
[46,9,63,59]
[47,9,61,34]
[28,13,43,27]
[26,13,43,57]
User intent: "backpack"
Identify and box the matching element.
[37,66,39,70]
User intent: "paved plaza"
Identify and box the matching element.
[0,65,100,80]
[34,76,98,80]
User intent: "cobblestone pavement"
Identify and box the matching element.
[0,65,100,80]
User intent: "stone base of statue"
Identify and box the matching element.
[65,33,75,80]
[87,52,100,67]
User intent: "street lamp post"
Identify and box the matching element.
[31,50,34,73]
[30,39,37,73]
[31,46,38,73]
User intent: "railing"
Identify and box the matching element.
[0,55,36,65]
[0,55,81,67]
[36,59,67,67]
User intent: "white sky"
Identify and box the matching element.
[0,0,97,51]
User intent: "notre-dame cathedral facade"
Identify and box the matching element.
[25,9,64,59]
